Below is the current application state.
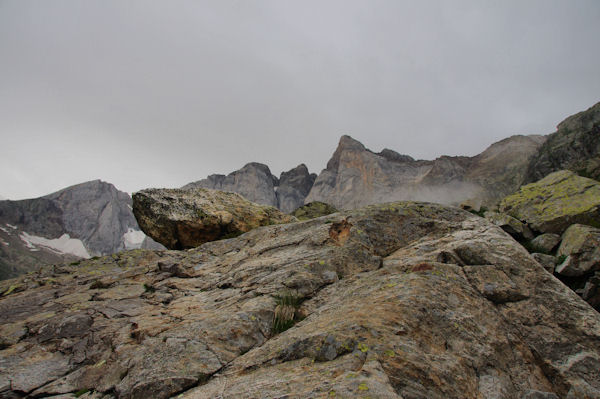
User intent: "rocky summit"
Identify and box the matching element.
[1,202,599,399]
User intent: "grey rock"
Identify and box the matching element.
[1,202,599,398]
[532,253,557,274]
[183,162,279,207]
[484,211,534,240]
[531,234,561,253]
[522,390,559,399]
[556,224,600,276]
[276,164,317,213]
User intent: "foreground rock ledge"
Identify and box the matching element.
[132,187,295,249]
[1,202,600,399]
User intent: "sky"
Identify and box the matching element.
[1,0,600,200]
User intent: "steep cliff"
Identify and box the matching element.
[305,134,545,209]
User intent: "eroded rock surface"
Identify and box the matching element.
[132,187,295,250]
[499,170,600,235]
[1,202,599,399]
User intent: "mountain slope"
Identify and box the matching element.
[0,180,163,279]
[525,100,600,182]
[1,202,599,398]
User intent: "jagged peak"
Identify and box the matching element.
[338,135,366,151]
[378,148,415,163]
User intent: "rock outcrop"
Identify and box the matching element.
[499,170,600,235]
[132,187,295,249]
[275,164,317,213]
[1,202,599,398]
[0,180,162,279]
[305,134,545,210]
[525,101,600,183]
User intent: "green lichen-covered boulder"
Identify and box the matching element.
[499,170,600,234]
[291,201,338,221]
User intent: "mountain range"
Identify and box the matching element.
[1,100,598,279]
[0,180,163,279]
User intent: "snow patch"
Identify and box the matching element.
[0,239,8,246]
[123,228,146,250]
[6,224,17,230]
[0,226,10,235]
[20,232,90,258]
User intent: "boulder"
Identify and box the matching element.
[1,202,599,398]
[132,188,295,249]
[291,201,338,221]
[499,170,600,234]
[532,253,557,274]
[530,233,561,254]
[484,211,534,240]
[555,224,600,277]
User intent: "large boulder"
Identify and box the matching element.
[1,202,599,398]
[484,210,533,240]
[132,188,295,249]
[530,233,561,254]
[499,170,600,234]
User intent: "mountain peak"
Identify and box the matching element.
[338,135,366,151]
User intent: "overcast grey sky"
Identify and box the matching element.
[1,0,599,200]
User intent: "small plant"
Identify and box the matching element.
[468,206,488,218]
[143,283,155,293]
[556,254,568,265]
[74,388,91,397]
[271,291,304,335]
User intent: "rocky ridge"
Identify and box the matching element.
[305,134,545,210]
[1,201,599,398]
[525,101,600,182]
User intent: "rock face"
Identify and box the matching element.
[276,164,317,213]
[183,163,317,213]
[499,170,600,234]
[525,101,600,183]
[305,134,545,210]
[132,187,295,250]
[1,202,599,399]
[291,201,338,221]
[0,180,163,279]
[183,162,279,207]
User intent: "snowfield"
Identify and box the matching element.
[123,228,146,250]
[19,232,91,258]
